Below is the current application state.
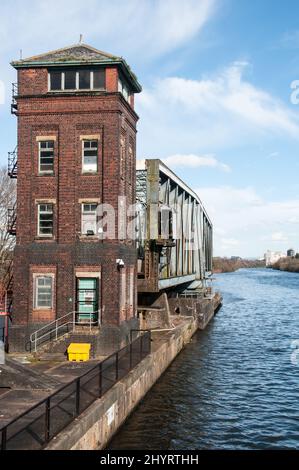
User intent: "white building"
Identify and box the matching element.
[265,250,285,267]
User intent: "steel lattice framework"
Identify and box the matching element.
[137,160,213,293]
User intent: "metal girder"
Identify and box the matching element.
[137,159,213,293]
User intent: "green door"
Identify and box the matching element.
[76,278,99,323]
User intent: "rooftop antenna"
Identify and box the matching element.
[20,49,23,60]
[79,34,83,44]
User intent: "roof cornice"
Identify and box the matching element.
[11,43,142,93]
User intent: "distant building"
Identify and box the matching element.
[287,249,295,258]
[265,250,285,267]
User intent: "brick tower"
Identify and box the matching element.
[9,43,142,353]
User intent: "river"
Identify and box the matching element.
[108,268,299,450]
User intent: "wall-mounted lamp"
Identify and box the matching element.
[116,259,125,269]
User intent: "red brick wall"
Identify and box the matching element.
[106,67,118,92]
[18,68,49,95]
[13,65,139,334]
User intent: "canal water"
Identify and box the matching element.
[108,268,299,450]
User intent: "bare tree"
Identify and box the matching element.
[0,167,16,282]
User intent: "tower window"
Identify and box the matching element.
[50,71,62,90]
[93,69,105,89]
[39,141,54,174]
[64,70,77,90]
[34,276,54,309]
[82,203,98,236]
[82,140,98,173]
[38,204,54,236]
[118,78,131,103]
[49,69,106,91]
[79,70,91,89]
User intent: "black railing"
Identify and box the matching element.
[0,325,9,354]
[11,83,18,115]
[8,147,18,178]
[0,331,151,451]
[7,204,16,236]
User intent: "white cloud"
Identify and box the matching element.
[161,154,230,172]
[220,238,240,247]
[137,61,299,155]
[271,232,289,242]
[196,185,299,257]
[0,0,216,60]
[260,231,291,243]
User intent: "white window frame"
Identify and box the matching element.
[48,70,106,92]
[118,77,131,103]
[49,71,63,91]
[81,202,98,236]
[34,275,54,310]
[38,203,54,237]
[38,140,55,175]
[120,267,127,317]
[82,139,99,174]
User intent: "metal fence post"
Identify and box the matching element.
[1,428,7,451]
[99,363,102,398]
[140,334,143,360]
[45,398,51,443]
[76,378,81,416]
[129,340,133,370]
[115,352,119,381]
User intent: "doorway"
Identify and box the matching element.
[76,278,99,324]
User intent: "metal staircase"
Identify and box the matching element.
[8,147,18,178]
[11,83,18,115]
[0,259,13,314]
[7,203,17,236]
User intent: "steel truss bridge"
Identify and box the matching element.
[136,159,213,293]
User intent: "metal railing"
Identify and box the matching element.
[29,310,101,353]
[7,204,17,236]
[11,83,18,114]
[8,147,18,178]
[0,331,151,451]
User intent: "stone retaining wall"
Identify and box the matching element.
[46,316,198,450]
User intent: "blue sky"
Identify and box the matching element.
[1,0,299,257]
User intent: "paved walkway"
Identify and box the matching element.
[0,356,103,426]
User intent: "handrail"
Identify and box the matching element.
[11,83,18,115]
[30,310,76,340]
[30,310,101,353]
[30,310,78,353]
[12,82,18,96]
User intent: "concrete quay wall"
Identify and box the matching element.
[47,295,222,450]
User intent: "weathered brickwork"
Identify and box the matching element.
[11,53,141,352]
